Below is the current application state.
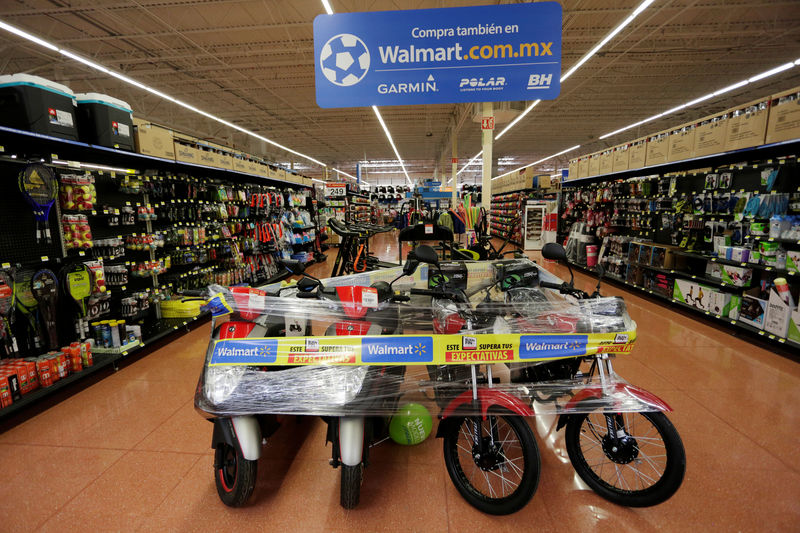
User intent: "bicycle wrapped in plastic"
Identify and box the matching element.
[194,245,685,514]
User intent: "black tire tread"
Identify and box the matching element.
[214,444,258,507]
[340,464,362,509]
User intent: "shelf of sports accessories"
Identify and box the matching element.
[565,138,800,185]
[0,125,313,189]
[0,313,210,420]
[567,260,800,351]
[0,126,315,416]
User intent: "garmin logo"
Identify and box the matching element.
[378,75,438,95]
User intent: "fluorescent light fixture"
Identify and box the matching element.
[0,20,58,51]
[493,145,580,180]
[372,106,412,185]
[458,0,655,174]
[52,159,134,173]
[561,0,655,82]
[0,18,326,168]
[599,60,799,140]
[456,151,483,176]
[334,168,357,180]
[748,62,794,83]
[311,178,325,183]
[321,0,334,15]
[495,100,541,140]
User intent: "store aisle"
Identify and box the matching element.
[1,231,798,532]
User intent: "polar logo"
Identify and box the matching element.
[459,77,506,88]
[527,74,553,89]
[320,34,370,87]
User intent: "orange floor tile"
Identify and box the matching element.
[1,230,798,532]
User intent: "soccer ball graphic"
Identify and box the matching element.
[320,33,370,87]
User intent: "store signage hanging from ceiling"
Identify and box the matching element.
[313,3,562,108]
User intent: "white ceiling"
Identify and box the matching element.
[1,0,799,183]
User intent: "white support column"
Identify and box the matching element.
[481,101,493,209]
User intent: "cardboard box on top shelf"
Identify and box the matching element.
[598,149,614,175]
[174,140,203,165]
[693,112,729,157]
[766,85,800,144]
[667,122,696,162]
[612,143,630,172]
[587,152,601,177]
[628,137,647,169]
[133,118,175,159]
[577,156,589,178]
[246,158,261,176]
[277,168,288,180]
[267,166,280,180]
[216,151,234,170]
[232,154,248,173]
[567,158,579,180]
[302,177,313,187]
[195,143,220,168]
[725,97,769,151]
[645,130,670,166]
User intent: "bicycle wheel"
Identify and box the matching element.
[442,408,540,515]
[214,442,257,507]
[565,410,686,507]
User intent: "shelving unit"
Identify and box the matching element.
[562,141,800,350]
[0,125,315,416]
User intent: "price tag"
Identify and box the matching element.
[41,255,48,262]
[1,263,10,269]
[51,153,58,159]
[424,224,434,235]
[78,251,85,257]
[111,172,116,178]
[361,287,379,308]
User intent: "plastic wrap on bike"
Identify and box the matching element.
[195,259,646,418]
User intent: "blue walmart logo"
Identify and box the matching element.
[362,336,433,363]
[211,339,278,365]
[519,335,588,360]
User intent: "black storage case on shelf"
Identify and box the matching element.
[75,93,135,151]
[0,74,78,140]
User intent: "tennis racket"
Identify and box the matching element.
[0,270,18,356]
[65,263,92,337]
[19,163,58,244]
[14,269,42,351]
[31,269,59,351]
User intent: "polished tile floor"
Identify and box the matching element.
[1,231,798,532]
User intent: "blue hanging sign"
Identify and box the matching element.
[313,3,562,108]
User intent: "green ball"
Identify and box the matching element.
[389,403,432,445]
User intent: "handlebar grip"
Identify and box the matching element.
[296,291,317,299]
[410,288,438,297]
[538,281,564,291]
[391,294,411,302]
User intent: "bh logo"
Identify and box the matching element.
[320,34,370,86]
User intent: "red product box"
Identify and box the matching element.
[36,357,54,388]
[0,370,21,402]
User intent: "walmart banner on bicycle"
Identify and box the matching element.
[313,3,562,108]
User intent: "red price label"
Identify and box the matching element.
[481,117,495,130]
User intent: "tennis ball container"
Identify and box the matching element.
[75,93,135,151]
[0,73,78,140]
